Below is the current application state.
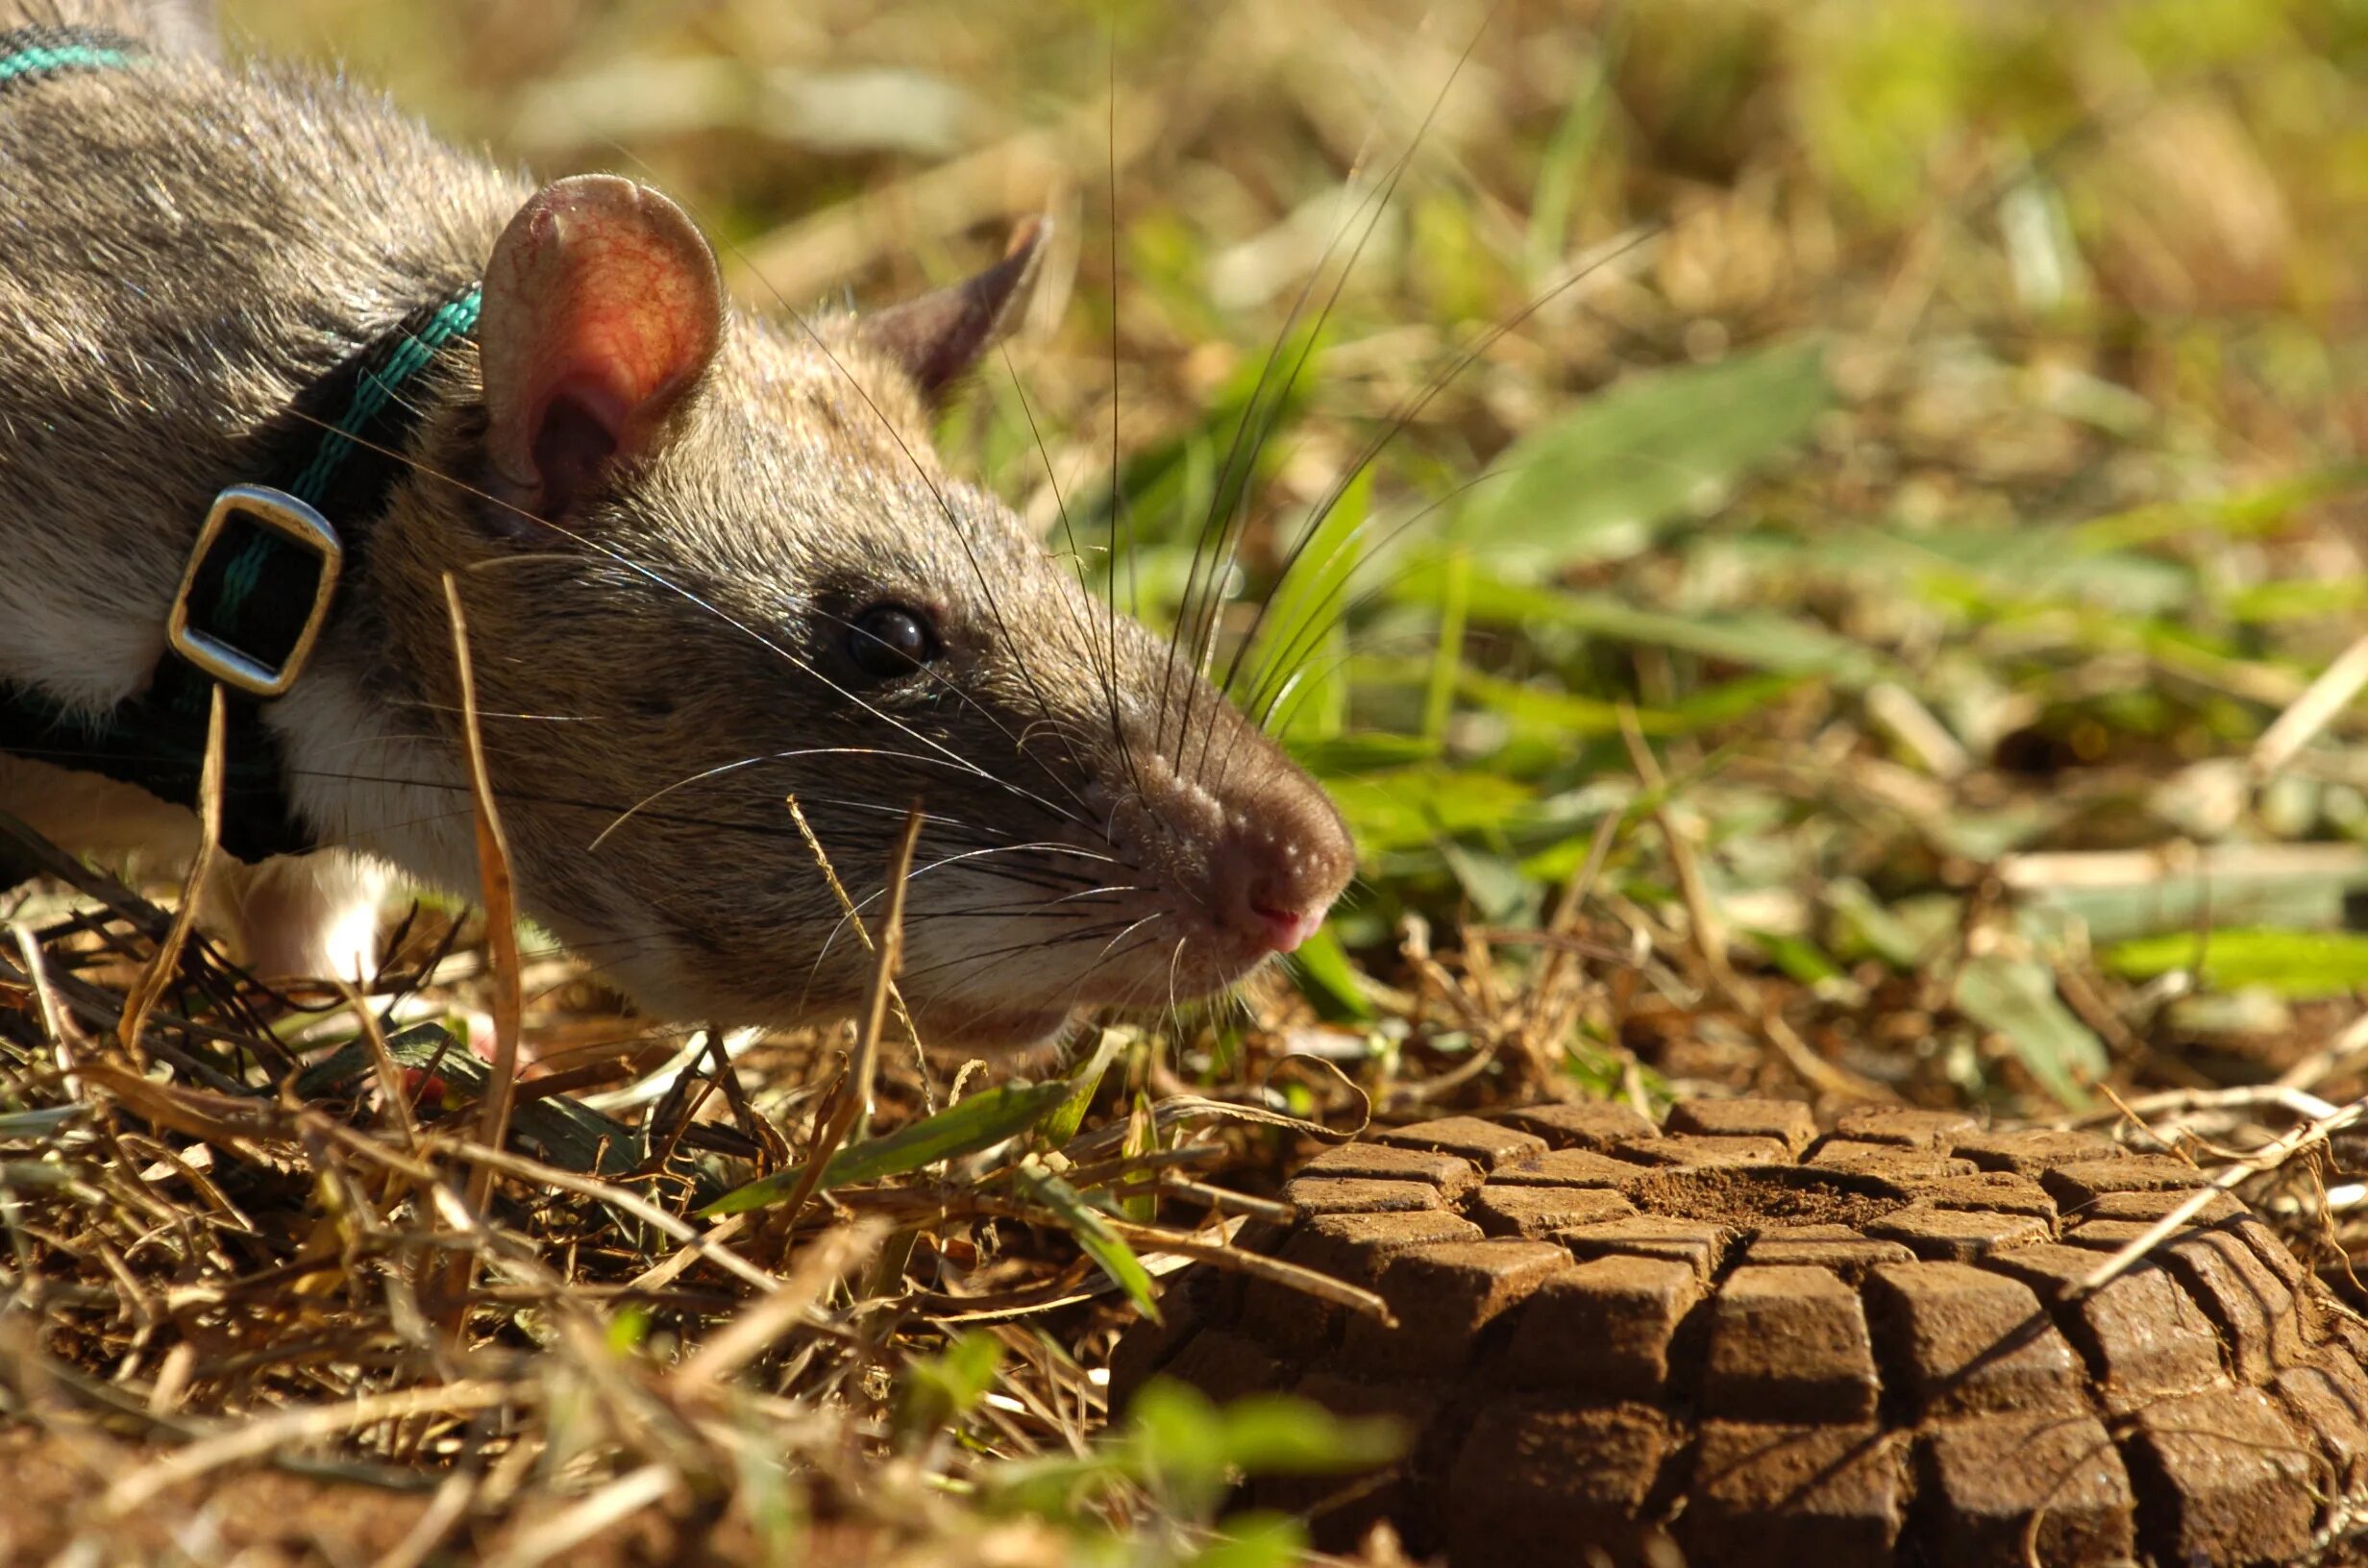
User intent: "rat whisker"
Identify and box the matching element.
[999,348,1131,739]
[891,917,1147,989]
[802,845,1121,990]
[305,421,1093,828]
[1168,10,1492,780]
[587,747,1059,852]
[1211,222,1664,727]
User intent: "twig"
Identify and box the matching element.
[118,685,227,1066]
[1618,708,1883,1102]
[2278,1008,2368,1094]
[787,795,930,1112]
[370,1469,480,1568]
[0,947,251,1094]
[2252,628,2368,782]
[12,921,81,1098]
[442,574,525,1337]
[335,976,421,1155]
[967,1198,1394,1324]
[326,1124,783,1297]
[478,1464,678,1568]
[2071,1090,2368,1298]
[775,806,925,1248]
[672,1218,887,1393]
[100,1382,530,1516]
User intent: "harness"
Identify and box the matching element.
[0,26,481,862]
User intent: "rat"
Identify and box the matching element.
[0,0,1355,1052]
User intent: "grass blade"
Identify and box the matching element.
[1014,1160,1160,1320]
[700,1079,1072,1216]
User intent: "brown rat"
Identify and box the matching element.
[0,0,1354,1051]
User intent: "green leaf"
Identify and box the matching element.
[1522,14,1618,287]
[1121,1089,1160,1226]
[1421,548,1471,743]
[1321,766,1536,853]
[895,1331,1005,1444]
[2106,928,2368,1000]
[0,1105,86,1139]
[1243,467,1371,743]
[1074,1382,1407,1523]
[1439,838,1534,924]
[1951,955,2107,1110]
[604,1306,650,1355]
[1041,1028,1127,1150]
[1824,880,1927,968]
[1014,1162,1160,1320]
[1394,566,1888,687]
[700,1079,1071,1216]
[1350,654,1688,737]
[1289,924,1376,1022]
[1209,1394,1405,1475]
[1126,1378,1230,1504]
[1449,338,1834,577]
[1751,930,1846,990]
[2013,847,2368,946]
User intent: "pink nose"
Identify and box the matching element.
[1250,899,1326,954]
[1211,786,1355,959]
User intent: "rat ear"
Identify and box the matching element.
[851,217,1049,410]
[480,174,726,520]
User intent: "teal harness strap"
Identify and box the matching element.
[0,23,487,862]
[206,287,483,638]
[0,25,140,90]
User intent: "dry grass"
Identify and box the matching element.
[9,0,2368,1561]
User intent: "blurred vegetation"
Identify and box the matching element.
[12,0,2367,1558]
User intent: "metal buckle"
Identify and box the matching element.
[166,484,344,698]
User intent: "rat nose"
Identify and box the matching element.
[1213,786,1355,957]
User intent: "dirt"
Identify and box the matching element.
[1113,1098,2368,1568]
[0,1424,862,1567]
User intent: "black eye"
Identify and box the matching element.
[847,603,941,678]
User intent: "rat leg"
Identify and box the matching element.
[210,851,389,984]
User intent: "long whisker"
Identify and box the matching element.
[1095,31,1152,809]
[1231,469,1516,760]
[1205,223,1666,802]
[583,154,1111,817]
[286,417,1083,833]
[1176,6,1500,785]
[587,747,1063,852]
[1001,348,1139,782]
[802,841,1122,992]
[897,916,1158,990]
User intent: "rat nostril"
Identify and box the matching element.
[1231,827,1349,956]
[1188,750,1358,963]
[1247,894,1324,954]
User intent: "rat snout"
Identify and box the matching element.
[1209,781,1354,959]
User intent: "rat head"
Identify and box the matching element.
[372,176,1353,1049]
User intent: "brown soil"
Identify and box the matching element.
[1111,1101,2368,1568]
[0,1424,891,1567]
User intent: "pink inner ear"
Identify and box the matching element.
[521,234,711,457]
[525,383,625,518]
[481,175,726,514]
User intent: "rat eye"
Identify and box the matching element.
[848,603,941,678]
